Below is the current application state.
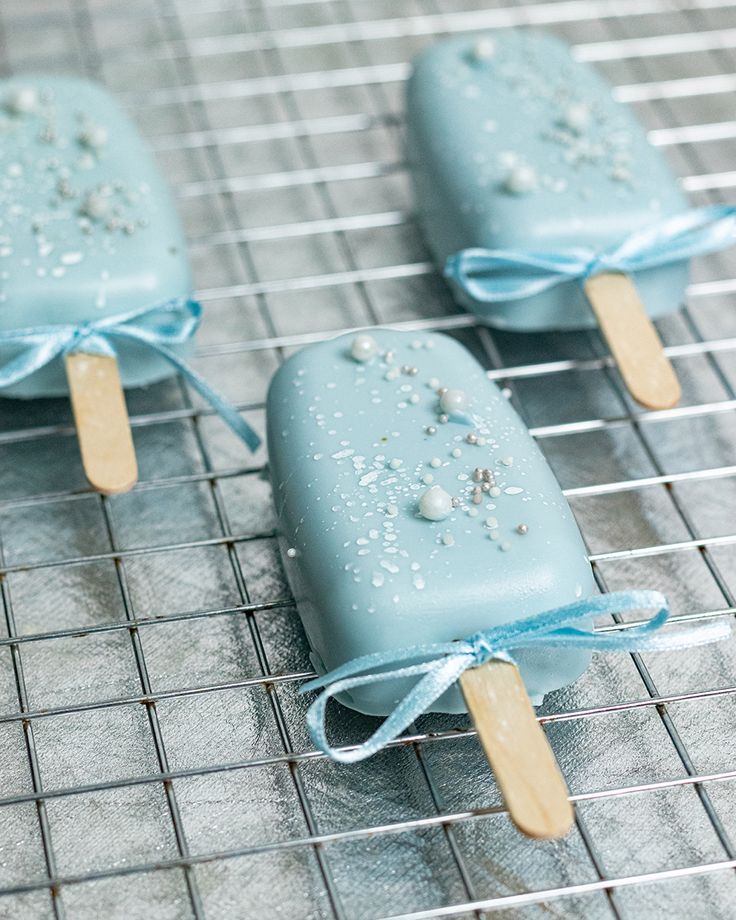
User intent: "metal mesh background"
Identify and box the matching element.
[1,0,736,918]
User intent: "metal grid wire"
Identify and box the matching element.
[0,0,736,917]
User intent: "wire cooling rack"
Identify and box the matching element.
[1,0,736,918]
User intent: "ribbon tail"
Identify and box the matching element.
[108,333,261,452]
[608,618,732,653]
[305,653,473,763]
[472,590,669,651]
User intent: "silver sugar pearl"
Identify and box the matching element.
[466,433,478,445]
[517,523,529,535]
[473,468,483,482]
[438,414,449,424]
[451,497,461,508]
[425,426,437,435]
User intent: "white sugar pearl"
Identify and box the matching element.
[563,103,590,133]
[79,124,109,149]
[439,388,467,414]
[419,485,453,521]
[473,37,496,61]
[351,334,378,362]
[80,192,109,221]
[5,86,38,114]
[503,164,537,195]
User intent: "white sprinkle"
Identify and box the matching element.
[372,572,385,587]
[562,103,590,133]
[413,574,426,590]
[504,164,537,195]
[473,36,496,60]
[505,487,523,495]
[78,124,109,149]
[60,251,83,266]
[380,560,400,574]
[4,86,38,114]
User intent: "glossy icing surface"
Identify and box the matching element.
[267,329,595,716]
[406,31,690,330]
[0,76,191,397]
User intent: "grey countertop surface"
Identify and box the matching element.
[1,0,736,918]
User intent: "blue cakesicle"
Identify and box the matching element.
[406,31,690,331]
[267,329,596,716]
[0,76,192,397]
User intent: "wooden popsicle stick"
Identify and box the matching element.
[65,353,138,495]
[459,659,573,840]
[584,272,681,411]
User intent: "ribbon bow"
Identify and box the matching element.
[0,298,260,451]
[302,590,730,763]
[444,205,736,304]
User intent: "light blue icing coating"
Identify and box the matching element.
[0,76,192,397]
[406,31,690,331]
[267,329,596,716]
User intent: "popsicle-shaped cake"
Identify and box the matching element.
[268,329,596,836]
[0,77,194,492]
[407,31,689,409]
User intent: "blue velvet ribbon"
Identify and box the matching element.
[0,297,261,451]
[444,205,736,303]
[302,590,730,763]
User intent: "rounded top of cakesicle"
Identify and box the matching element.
[407,29,688,253]
[0,75,190,330]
